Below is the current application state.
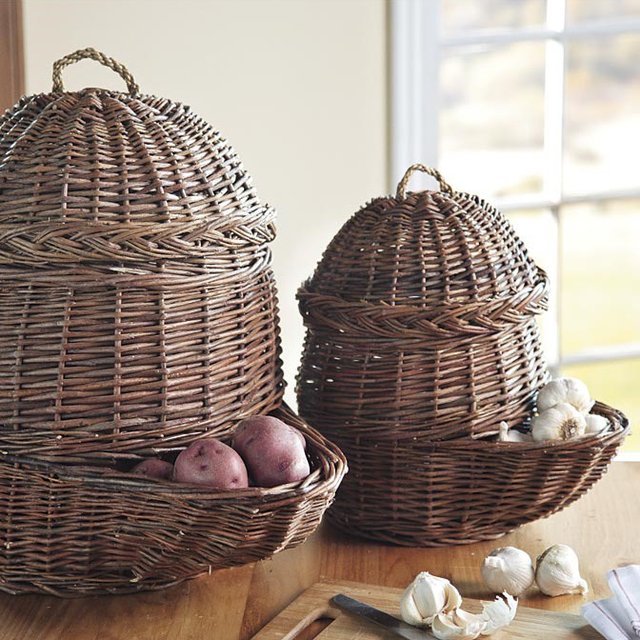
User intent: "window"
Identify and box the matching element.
[391,0,640,455]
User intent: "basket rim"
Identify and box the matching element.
[298,268,549,342]
[299,265,549,315]
[322,401,628,451]
[0,402,348,501]
[467,400,630,451]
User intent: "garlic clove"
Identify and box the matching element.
[480,593,518,635]
[535,544,589,597]
[432,610,484,640]
[563,378,595,414]
[399,572,461,627]
[412,574,447,622]
[585,413,609,435]
[531,403,587,442]
[444,581,463,611]
[498,422,533,443]
[453,609,486,635]
[481,547,535,596]
[537,378,593,414]
[398,587,425,627]
[431,598,517,640]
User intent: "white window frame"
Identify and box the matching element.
[391,0,640,460]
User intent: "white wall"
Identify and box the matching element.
[22,0,388,406]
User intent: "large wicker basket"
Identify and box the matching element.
[297,164,628,546]
[0,49,347,594]
[0,404,347,596]
[0,49,284,461]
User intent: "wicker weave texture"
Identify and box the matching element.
[322,403,627,546]
[0,49,285,461]
[297,164,625,546]
[0,404,347,596]
[0,256,282,461]
[308,189,544,309]
[0,86,275,265]
[298,165,550,442]
[298,311,547,441]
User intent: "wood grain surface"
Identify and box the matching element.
[253,580,600,639]
[0,462,637,639]
[0,0,23,113]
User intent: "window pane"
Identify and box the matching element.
[506,209,558,357]
[441,0,546,34]
[506,209,555,271]
[562,360,639,452]
[566,0,640,23]
[564,34,640,195]
[560,201,640,354]
[440,42,545,199]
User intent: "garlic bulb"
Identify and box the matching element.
[585,413,609,435]
[481,547,534,596]
[531,403,587,442]
[535,544,589,597]
[498,421,533,443]
[537,378,593,414]
[399,572,462,627]
[431,594,518,639]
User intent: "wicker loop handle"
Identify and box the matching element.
[396,164,454,198]
[52,48,140,95]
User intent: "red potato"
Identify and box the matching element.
[233,416,310,487]
[174,438,248,489]
[131,458,173,480]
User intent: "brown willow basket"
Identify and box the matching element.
[323,402,627,546]
[0,49,284,462]
[298,164,550,442]
[297,164,626,546]
[0,403,347,596]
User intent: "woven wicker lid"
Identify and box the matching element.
[0,48,275,266]
[304,164,547,313]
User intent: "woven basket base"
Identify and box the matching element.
[0,403,347,597]
[318,402,627,548]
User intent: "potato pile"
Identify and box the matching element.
[130,415,310,490]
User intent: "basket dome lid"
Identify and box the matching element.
[0,48,275,266]
[304,164,548,311]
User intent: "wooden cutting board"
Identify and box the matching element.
[251,580,602,639]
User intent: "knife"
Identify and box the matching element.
[331,593,435,639]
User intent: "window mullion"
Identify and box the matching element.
[390,0,441,191]
[543,0,566,374]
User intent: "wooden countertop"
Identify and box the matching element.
[1,462,637,639]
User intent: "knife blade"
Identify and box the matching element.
[330,593,435,640]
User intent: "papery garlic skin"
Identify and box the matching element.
[431,596,518,640]
[399,572,462,627]
[482,547,534,596]
[531,403,587,442]
[480,593,518,634]
[535,544,589,597]
[585,414,609,435]
[537,378,594,414]
[432,610,484,640]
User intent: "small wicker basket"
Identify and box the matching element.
[324,402,627,546]
[297,164,628,546]
[299,165,550,441]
